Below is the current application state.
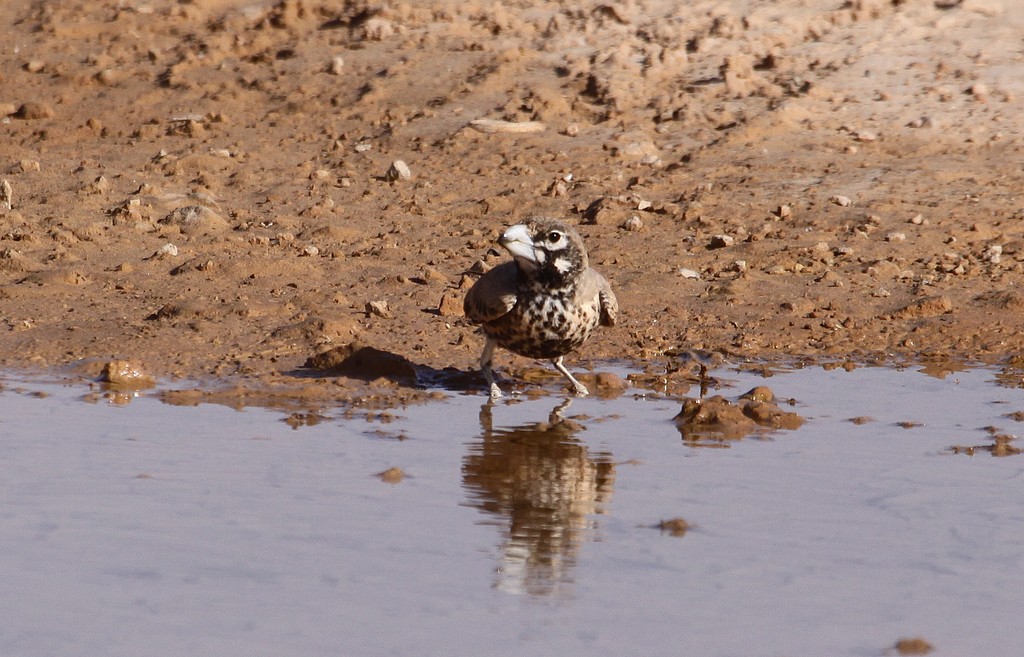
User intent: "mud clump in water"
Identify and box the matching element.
[653,518,690,537]
[949,433,1021,457]
[284,410,328,429]
[375,467,406,484]
[576,371,628,398]
[891,636,934,655]
[674,386,804,445]
[99,360,156,390]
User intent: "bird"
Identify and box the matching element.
[464,217,617,398]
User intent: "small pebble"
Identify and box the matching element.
[909,214,925,225]
[886,232,907,243]
[329,56,344,75]
[437,291,463,317]
[622,216,643,232]
[385,160,412,181]
[709,234,734,248]
[968,82,989,101]
[469,118,546,134]
[155,243,178,258]
[362,17,395,40]
[366,300,392,319]
[831,195,852,207]
[302,245,320,257]
[87,175,110,194]
[96,69,118,86]
[775,204,792,218]
[19,160,40,172]
[678,268,701,279]
[0,180,12,211]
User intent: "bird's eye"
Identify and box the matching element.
[547,231,562,242]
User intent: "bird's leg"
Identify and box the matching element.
[552,356,588,396]
[480,337,502,398]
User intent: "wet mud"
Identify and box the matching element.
[1,0,1024,402]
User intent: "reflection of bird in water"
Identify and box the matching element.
[462,399,615,596]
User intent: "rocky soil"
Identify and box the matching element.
[2,0,1023,402]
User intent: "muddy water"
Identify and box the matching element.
[2,364,1024,657]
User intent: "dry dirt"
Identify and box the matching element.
[2,0,1023,402]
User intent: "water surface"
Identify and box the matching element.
[2,364,1023,656]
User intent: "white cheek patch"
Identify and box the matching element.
[553,256,572,273]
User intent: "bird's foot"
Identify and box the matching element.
[552,357,589,397]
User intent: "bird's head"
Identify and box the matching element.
[498,218,588,286]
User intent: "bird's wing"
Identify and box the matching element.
[463,261,519,322]
[580,268,618,327]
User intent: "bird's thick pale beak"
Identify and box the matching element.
[498,224,541,265]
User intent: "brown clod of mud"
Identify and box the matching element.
[892,296,953,319]
[653,518,690,537]
[284,410,327,429]
[674,387,804,445]
[159,205,230,236]
[305,341,419,385]
[950,433,1021,457]
[891,636,934,655]
[99,360,156,390]
[575,371,628,398]
[375,467,406,484]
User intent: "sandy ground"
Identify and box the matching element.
[2,0,1023,401]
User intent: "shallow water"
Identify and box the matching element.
[3,364,1024,657]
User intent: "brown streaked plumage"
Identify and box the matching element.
[464,218,617,398]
